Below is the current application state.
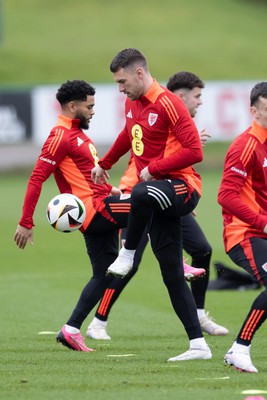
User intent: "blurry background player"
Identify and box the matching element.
[218,81,267,373]
[87,71,229,340]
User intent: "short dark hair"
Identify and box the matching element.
[110,48,148,73]
[166,71,204,93]
[56,80,95,105]
[250,82,267,106]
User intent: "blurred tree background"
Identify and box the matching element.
[0,0,266,86]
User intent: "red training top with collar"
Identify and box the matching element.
[99,79,203,196]
[218,120,267,252]
[19,115,113,232]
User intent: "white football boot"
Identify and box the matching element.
[168,346,212,362]
[224,343,258,373]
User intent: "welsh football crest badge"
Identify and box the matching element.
[148,113,158,126]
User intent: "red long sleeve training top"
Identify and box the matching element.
[218,120,267,252]
[99,80,203,196]
[19,115,113,232]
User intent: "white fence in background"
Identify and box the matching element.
[0,81,260,145]
[32,81,256,146]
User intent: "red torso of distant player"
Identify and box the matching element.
[218,120,267,252]
[19,115,112,231]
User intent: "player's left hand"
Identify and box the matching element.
[199,129,212,147]
[140,166,154,182]
[110,186,122,196]
[91,165,110,184]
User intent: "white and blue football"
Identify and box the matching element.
[46,193,86,233]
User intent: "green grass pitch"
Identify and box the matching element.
[1,165,266,400]
[0,0,267,397]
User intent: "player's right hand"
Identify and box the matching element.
[91,165,110,184]
[14,224,33,249]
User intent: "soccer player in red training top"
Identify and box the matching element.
[14,80,134,352]
[92,48,212,361]
[218,81,267,373]
[87,71,228,340]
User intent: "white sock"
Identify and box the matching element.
[190,337,208,349]
[230,341,250,353]
[197,309,205,319]
[119,246,136,260]
[92,317,107,327]
[64,324,80,334]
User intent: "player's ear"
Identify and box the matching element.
[135,67,144,79]
[68,101,77,114]
[173,89,185,101]
[250,105,258,119]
